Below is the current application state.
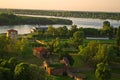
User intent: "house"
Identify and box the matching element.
[47,66,66,76]
[6,29,18,39]
[43,60,50,70]
[30,27,48,33]
[60,57,70,66]
[33,47,50,58]
[43,60,67,76]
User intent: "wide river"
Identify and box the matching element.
[0,14,120,34]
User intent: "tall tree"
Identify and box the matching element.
[102,21,113,39]
[14,63,31,80]
[116,26,120,48]
[70,31,84,48]
[95,62,111,80]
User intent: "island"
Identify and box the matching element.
[0,13,72,25]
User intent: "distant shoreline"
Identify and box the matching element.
[0,8,120,20]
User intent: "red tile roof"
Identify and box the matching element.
[34,47,45,52]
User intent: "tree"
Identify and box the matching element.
[79,41,98,64]
[102,21,113,39]
[8,57,19,71]
[29,64,45,80]
[56,26,68,38]
[0,35,11,56]
[47,37,61,53]
[116,26,120,48]
[70,25,78,36]
[0,67,12,80]
[14,62,31,80]
[103,21,110,30]
[53,37,61,53]
[93,44,115,64]
[14,38,30,55]
[95,62,111,80]
[45,25,57,37]
[70,31,84,48]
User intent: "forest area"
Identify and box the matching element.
[0,8,120,20]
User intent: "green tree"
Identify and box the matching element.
[56,26,68,38]
[47,37,61,53]
[14,62,31,80]
[79,41,98,64]
[0,35,11,56]
[53,37,61,53]
[95,62,111,80]
[102,21,113,39]
[116,26,120,48]
[45,25,57,37]
[93,44,115,64]
[70,25,78,36]
[14,38,30,56]
[70,31,84,48]
[8,57,19,71]
[29,64,45,80]
[0,67,12,80]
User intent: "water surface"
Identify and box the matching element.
[0,14,120,34]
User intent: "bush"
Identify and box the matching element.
[29,64,45,80]
[14,62,31,80]
[8,57,19,71]
[0,67,12,80]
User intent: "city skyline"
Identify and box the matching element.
[0,0,120,12]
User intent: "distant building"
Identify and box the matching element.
[33,47,50,58]
[60,57,70,66]
[6,29,18,39]
[30,27,48,33]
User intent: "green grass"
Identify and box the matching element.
[84,39,115,44]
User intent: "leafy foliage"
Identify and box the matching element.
[70,30,85,48]
[14,62,31,80]
[95,62,111,80]
[0,67,12,80]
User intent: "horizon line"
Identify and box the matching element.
[0,8,120,13]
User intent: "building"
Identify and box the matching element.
[43,60,67,76]
[30,27,48,33]
[33,47,50,58]
[6,29,18,39]
[60,57,70,66]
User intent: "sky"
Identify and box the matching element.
[0,0,120,12]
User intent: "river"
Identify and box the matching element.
[0,14,120,34]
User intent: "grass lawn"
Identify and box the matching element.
[84,39,115,44]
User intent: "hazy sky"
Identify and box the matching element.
[0,0,120,12]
